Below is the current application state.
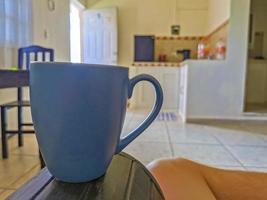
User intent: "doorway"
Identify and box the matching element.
[244,0,267,114]
[70,0,84,63]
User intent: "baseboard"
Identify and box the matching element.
[187,117,267,124]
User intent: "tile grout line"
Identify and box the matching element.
[211,129,267,169]
[0,187,16,190]
[214,165,246,168]
[122,111,135,134]
[212,134,247,170]
[243,166,267,170]
[5,163,41,190]
[0,188,16,197]
[230,145,267,148]
[169,142,227,146]
[164,121,175,157]
[258,135,267,144]
[129,112,267,169]
[166,123,243,167]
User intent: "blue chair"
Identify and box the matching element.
[1,45,54,160]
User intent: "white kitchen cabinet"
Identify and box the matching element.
[132,67,180,110]
[178,64,188,122]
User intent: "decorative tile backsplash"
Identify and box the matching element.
[154,21,229,62]
[155,36,203,62]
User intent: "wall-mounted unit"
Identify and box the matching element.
[134,35,155,62]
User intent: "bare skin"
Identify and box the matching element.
[148,158,267,200]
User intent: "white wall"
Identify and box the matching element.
[32,0,71,61]
[184,0,251,119]
[0,1,72,132]
[206,0,231,34]
[88,0,208,66]
[176,0,208,36]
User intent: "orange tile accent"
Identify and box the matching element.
[132,62,182,67]
[156,36,205,41]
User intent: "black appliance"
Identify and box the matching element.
[176,49,191,61]
[134,35,155,62]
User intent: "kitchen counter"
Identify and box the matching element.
[132,60,216,67]
[132,62,182,67]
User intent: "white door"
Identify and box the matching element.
[82,7,118,65]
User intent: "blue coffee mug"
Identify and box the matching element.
[30,63,163,183]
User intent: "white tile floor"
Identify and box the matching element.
[122,110,267,172]
[2,109,267,198]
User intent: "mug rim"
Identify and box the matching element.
[30,62,128,71]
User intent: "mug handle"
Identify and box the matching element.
[115,74,163,153]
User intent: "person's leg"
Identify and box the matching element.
[147,158,217,200]
[201,163,267,200]
[148,158,267,200]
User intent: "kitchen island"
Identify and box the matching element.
[130,59,231,123]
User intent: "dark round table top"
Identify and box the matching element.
[8,152,165,200]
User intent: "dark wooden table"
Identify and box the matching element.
[0,69,29,89]
[7,152,165,200]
